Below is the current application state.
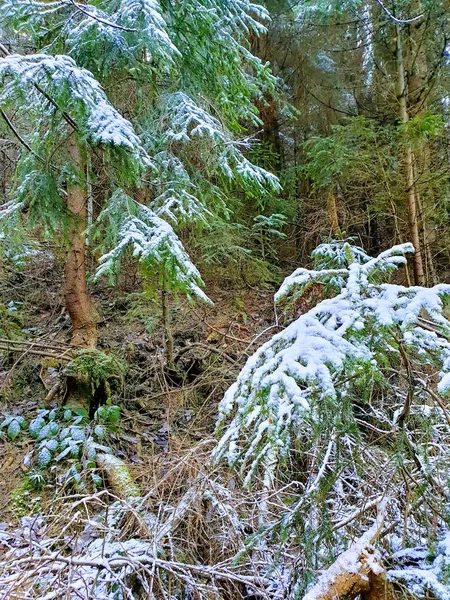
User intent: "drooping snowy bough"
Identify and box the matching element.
[215,241,450,485]
[214,240,450,598]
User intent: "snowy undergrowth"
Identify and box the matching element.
[212,239,450,595]
[0,445,292,600]
[4,241,450,599]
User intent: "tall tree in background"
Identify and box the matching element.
[255,0,450,282]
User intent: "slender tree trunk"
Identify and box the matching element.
[407,10,427,118]
[64,135,98,348]
[85,144,93,247]
[395,24,425,285]
[161,286,174,367]
[327,189,340,236]
[407,5,436,283]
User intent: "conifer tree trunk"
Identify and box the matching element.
[395,24,425,285]
[64,135,98,348]
[161,285,174,367]
[327,189,340,235]
[407,7,437,283]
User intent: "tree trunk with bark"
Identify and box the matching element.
[64,135,98,349]
[406,5,437,284]
[395,23,425,286]
[327,189,340,236]
[64,135,98,413]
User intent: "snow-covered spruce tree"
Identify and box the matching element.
[0,1,281,269]
[0,2,279,351]
[0,53,149,348]
[214,239,450,590]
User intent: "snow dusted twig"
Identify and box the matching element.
[331,495,386,532]
[374,0,423,25]
[305,433,336,496]
[1,548,270,598]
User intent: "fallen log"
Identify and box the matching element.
[96,453,140,499]
[303,503,396,600]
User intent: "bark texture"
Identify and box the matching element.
[303,548,395,600]
[303,512,396,600]
[396,24,425,286]
[64,136,98,349]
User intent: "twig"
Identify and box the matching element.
[332,495,385,532]
[0,344,72,360]
[374,0,423,24]
[423,386,450,429]
[66,0,136,31]
[0,337,71,351]
[174,342,238,365]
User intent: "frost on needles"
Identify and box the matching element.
[0,53,148,169]
[94,191,211,304]
[214,240,450,490]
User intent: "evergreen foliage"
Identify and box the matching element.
[0,0,282,298]
[93,190,212,302]
[214,241,450,493]
[4,2,450,600]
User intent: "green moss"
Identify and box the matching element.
[10,477,42,517]
[96,453,140,498]
[64,348,126,393]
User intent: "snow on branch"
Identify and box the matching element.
[65,4,131,57]
[116,0,180,61]
[214,241,450,488]
[1,0,179,65]
[388,532,450,600]
[164,92,229,144]
[149,151,212,224]
[302,501,393,600]
[0,53,149,166]
[0,0,66,29]
[95,193,211,303]
[274,267,348,305]
[152,188,212,225]
[214,0,270,36]
[162,92,280,194]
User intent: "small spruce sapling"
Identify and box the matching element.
[252,213,287,261]
[93,190,213,365]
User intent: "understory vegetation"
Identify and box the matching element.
[2,1,450,599]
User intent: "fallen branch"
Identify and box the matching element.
[0,338,73,361]
[302,501,395,600]
[174,341,238,364]
[96,454,140,499]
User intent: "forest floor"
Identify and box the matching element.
[0,248,280,522]
[0,251,302,600]
[3,249,450,600]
